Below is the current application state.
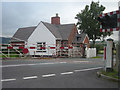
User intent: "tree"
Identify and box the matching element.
[75,1,113,48]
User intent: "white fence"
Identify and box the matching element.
[86,48,96,58]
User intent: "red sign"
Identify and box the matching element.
[23,48,29,54]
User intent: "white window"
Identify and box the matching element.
[37,42,46,52]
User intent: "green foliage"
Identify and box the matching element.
[75,1,113,47]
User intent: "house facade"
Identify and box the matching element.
[11,14,89,57]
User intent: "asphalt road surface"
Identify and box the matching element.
[1,58,118,88]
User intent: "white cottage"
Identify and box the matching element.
[11,14,89,57]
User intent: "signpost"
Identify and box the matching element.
[98,9,120,72]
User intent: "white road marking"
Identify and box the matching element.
[61,72,73,75]
[59,62,67,64]
[74,67,103,72]
[1,79,16,82]
[23,76,38,80]
[42,74,56,78]
[1,62,67,68]
[73,61,89,63]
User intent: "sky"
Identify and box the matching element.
[1,0,120,41]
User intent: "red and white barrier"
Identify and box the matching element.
[0,46,73,50]
[0,46,24,49]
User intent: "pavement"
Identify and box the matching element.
[1,58,119,88]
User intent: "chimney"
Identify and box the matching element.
[51,13,60,25]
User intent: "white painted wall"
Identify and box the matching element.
[86,48,96,58]
[27,22,56,55]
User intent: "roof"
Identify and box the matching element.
[11,26,36,42]
[57,24,74,40]
[42,22,62,39]
[11,22,75,42]
[42,22,74,40]
[73,33,87,43]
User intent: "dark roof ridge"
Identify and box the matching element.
[42,21,75,26]
[19,26,37,29]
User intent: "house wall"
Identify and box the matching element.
[68,24,77,46]
[27,22,56,56]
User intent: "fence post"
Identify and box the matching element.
[8,44,10,58]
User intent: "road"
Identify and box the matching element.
[1,58,118,88]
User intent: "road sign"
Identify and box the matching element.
[98,10,120,32]
[23,48,29,54]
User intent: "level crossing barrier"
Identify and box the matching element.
[0,43,83,58]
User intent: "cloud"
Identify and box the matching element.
[2,2,119,41]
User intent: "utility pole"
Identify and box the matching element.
[118,1,120,78]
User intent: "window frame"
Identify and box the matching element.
[37,42,46,52]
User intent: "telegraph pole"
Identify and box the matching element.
[118,1,120,79]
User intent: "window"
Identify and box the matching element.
[64,42,67,47]
[37,42,46,52]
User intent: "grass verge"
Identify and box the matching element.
[100,69,120,80]
[91,56,102,59]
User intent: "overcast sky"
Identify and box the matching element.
[1,0,120,41]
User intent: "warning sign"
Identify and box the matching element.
[23,48,29,54]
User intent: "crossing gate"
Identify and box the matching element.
[0,44,83,58]
[0,44,25,58]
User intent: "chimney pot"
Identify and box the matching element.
[56,13,58,17]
